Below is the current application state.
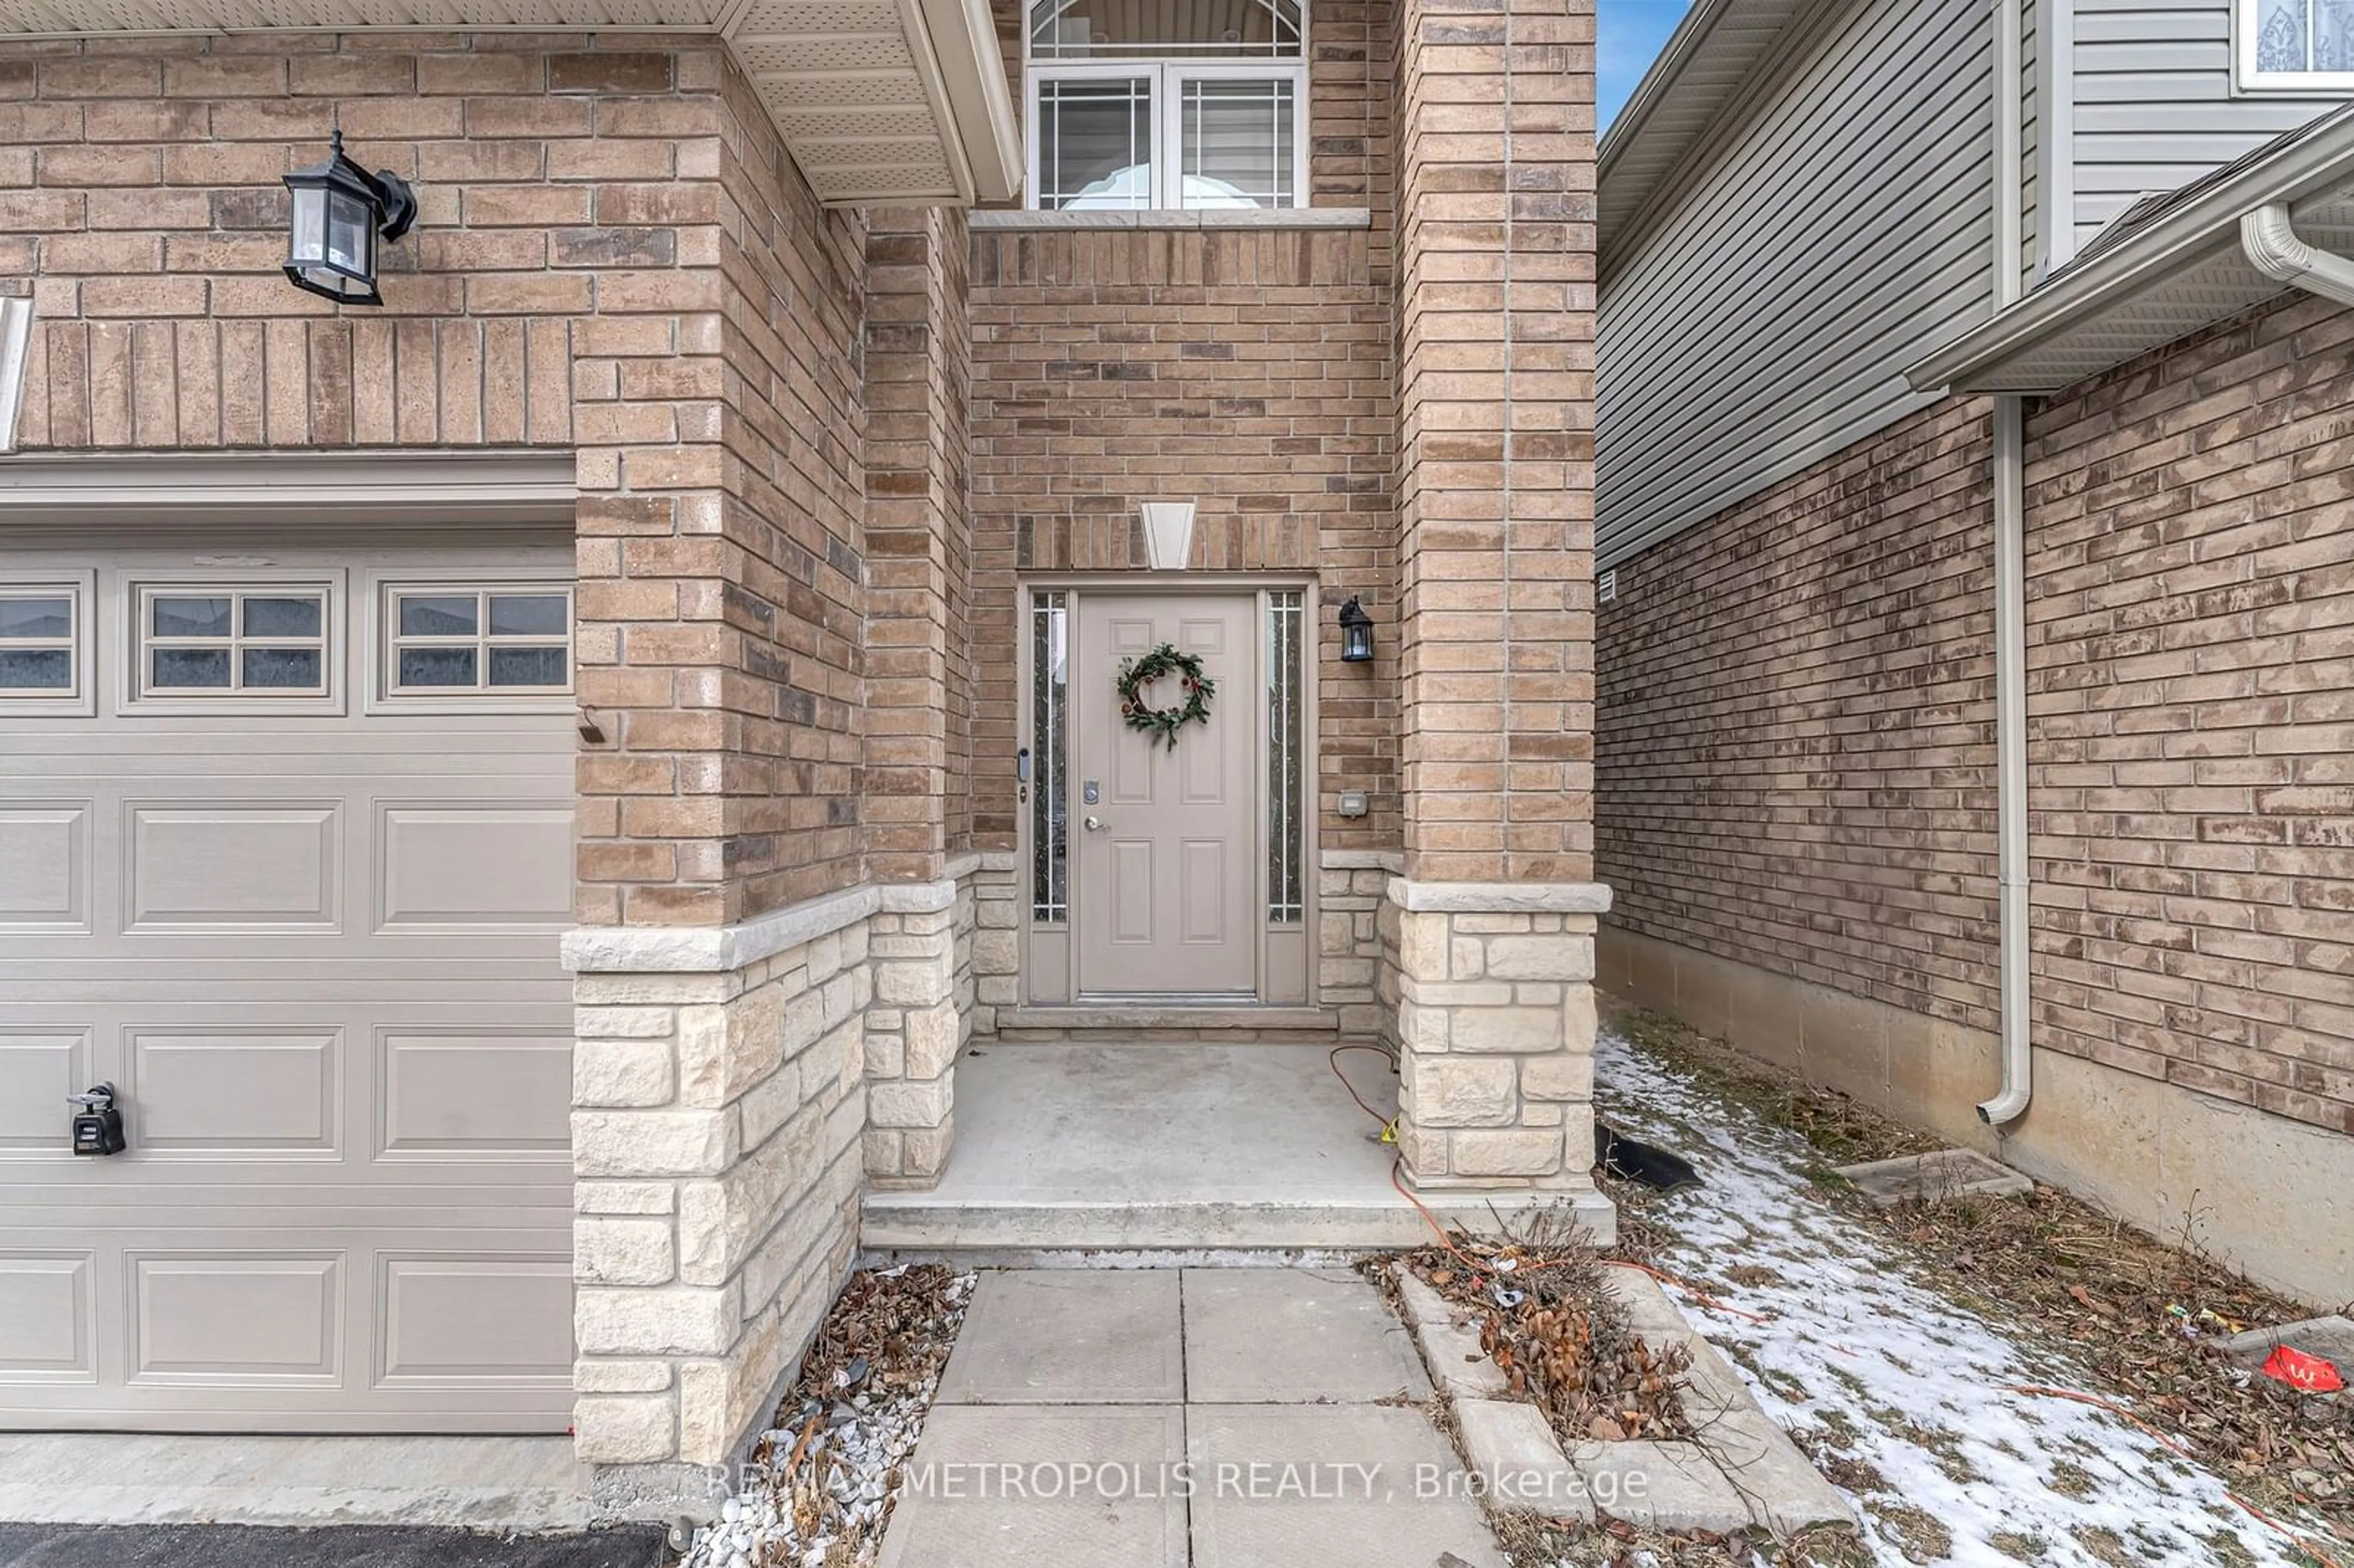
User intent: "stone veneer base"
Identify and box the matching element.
[1384,878,1612,1191]
[563,853,1021,1519]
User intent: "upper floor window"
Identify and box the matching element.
[1026,0,1306,210]
[2241,0,2354,87]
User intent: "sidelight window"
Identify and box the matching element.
[1266,590,1304,924]
[1030,590,1070,923]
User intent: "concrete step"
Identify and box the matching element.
[992,1005,1341,1036]
[861,1189,1617,1257]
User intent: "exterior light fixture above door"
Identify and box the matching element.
[282,131,417,307]
[1338,596,1374,663]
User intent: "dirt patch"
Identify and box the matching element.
[1491,1510,1872,1567]
[1389,1208,1698,1445]
[687,1263,973,1568]
[1601,997,2354,1550]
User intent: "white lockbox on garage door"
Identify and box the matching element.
[0,518,577,1432]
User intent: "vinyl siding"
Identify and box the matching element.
[1594,0,1995,568]
[2022,0,2042,288]
[2071,0,2344,245]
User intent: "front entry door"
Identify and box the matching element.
[1073,594,1259,996]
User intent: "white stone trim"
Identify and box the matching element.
[564,859,1019,973]
[564,884,880,974]
[1385,877,1613,915]
[877,877,957,915]
[1321,848,1404,872]
[0,449,577,528]
[0,297,31,457]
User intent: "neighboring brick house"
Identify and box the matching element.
[0,0,1607,1520]
[1596,0,2354,1304]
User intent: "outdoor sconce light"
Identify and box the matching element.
[1338,596,1374,663]
[282,131,417,307]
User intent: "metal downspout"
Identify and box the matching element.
[1983,397,2032,1124]
[1981,0,2034,1125]
[2241,202,2354,308]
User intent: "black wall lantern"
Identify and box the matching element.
[1338,596,1374,663]
[283,131,417,307]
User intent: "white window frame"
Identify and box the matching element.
[368,573,575,716]
[1024,57,1309,211]
[2234,0,2354,91]
[123,573,345,717]
[0,571,94,717]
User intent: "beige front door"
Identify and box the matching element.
[1073,594,1259,997]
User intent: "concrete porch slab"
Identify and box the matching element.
[859,1044,1615,1253]
[1181,1269,1428,1404]
[0,1434,587,1530]
[935,1271,1185,1404]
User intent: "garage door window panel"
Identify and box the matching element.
[383,585,571,705]
[137,585,333,704]
[0,583,87,712]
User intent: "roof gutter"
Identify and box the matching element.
[1597,0,1743,175]
[2241,201,2354,307]
[1906,110,2354,393]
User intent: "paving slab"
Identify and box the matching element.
[936,1270,1184,1404]
[1186,1404,1505,1568]
[1832,1147,2033,1208]
[1566,1439,1750,1533]
[1451,1399,1593,1523]
[2217,1314,2354,1373]
[875,1406,1188,1568]
[1389,1267,1509,1401]
[1183,1268,1428,1404]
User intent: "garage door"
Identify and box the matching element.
[0,536,576,1431]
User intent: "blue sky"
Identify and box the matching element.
[1598,0,1694,131]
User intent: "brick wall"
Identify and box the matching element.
[0,34,874,929]
[2024,294,2354,1135]
[965,224,1399,853]
[1596,399,2001,1032]
[1391,0,1598,885]
[864,206,974,881]
[1600,298,2354,1141]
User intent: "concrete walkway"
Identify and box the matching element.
[876,1268,1505,1568]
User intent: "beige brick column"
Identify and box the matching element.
[1389,0,1607,1192]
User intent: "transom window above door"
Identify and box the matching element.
[1026,0,1306,210]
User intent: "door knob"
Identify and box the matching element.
[1083,815,1103,831]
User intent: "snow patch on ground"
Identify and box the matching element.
[1597,1029,2308,1567]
